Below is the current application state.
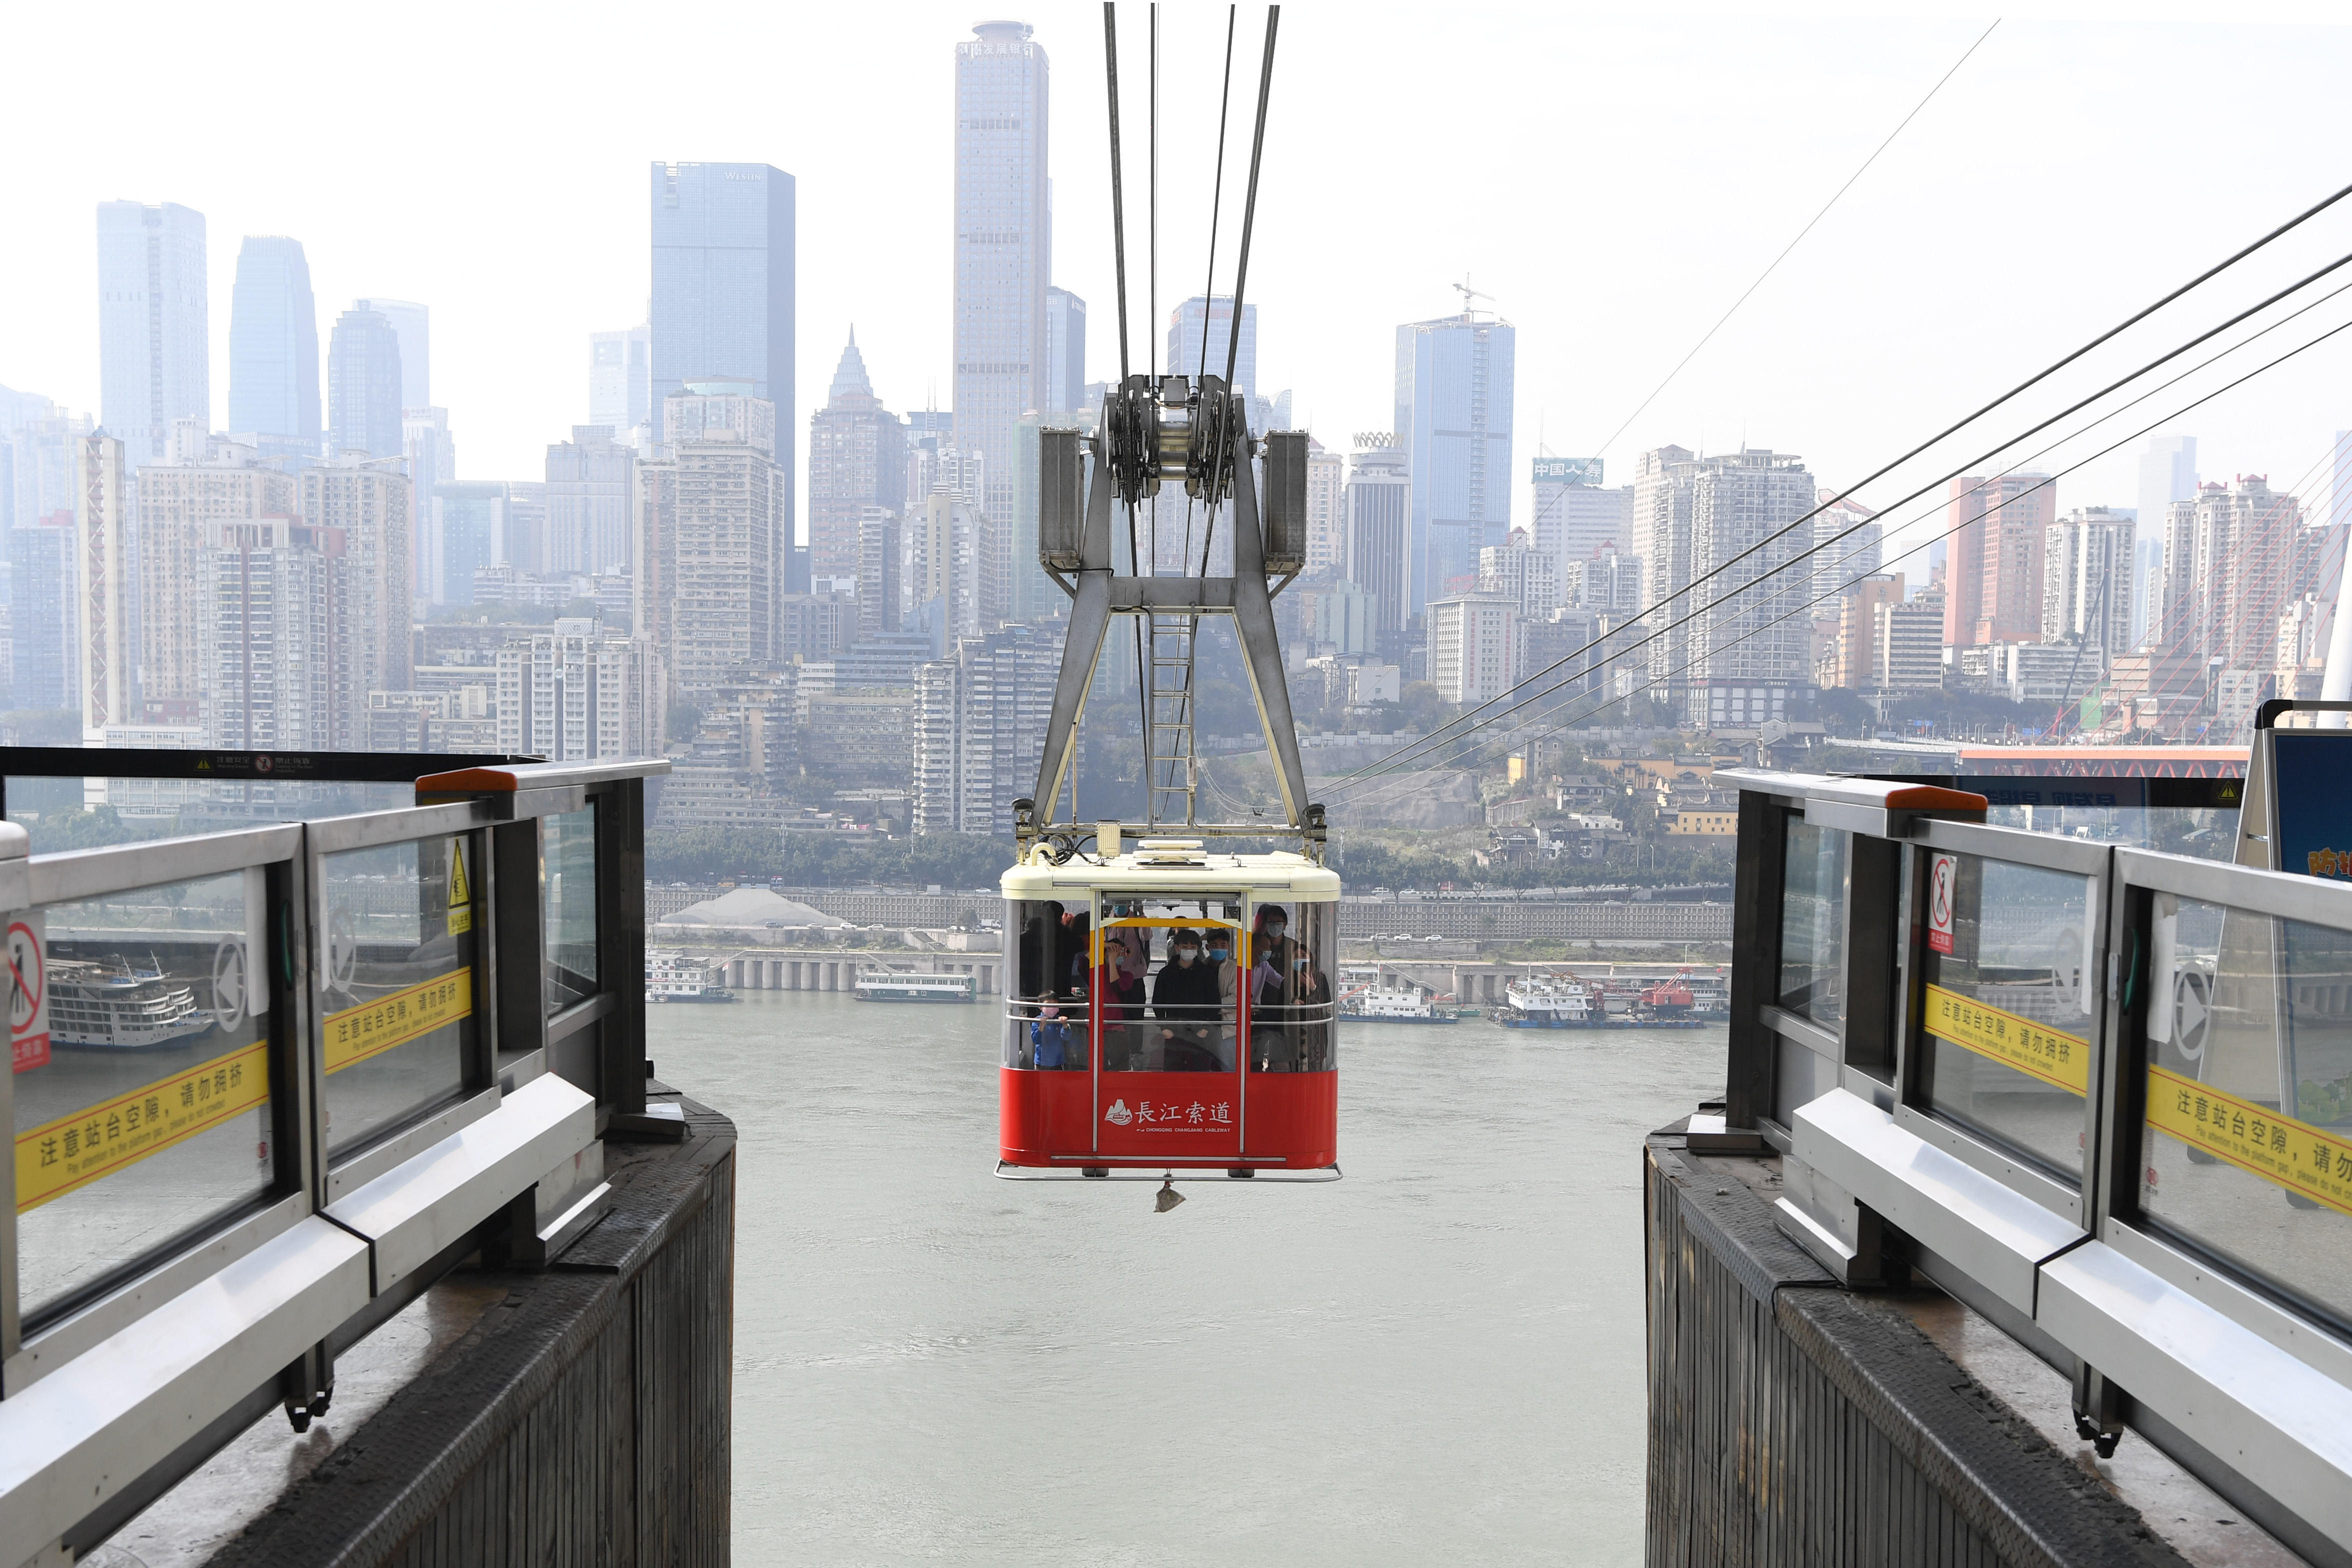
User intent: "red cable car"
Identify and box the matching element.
[998,843,1340,1181]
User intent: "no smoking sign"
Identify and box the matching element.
[9,912,49,1073]
[1927,854,1958,955]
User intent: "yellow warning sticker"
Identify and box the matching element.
[15,1040,270,1213]
[447,839,474,936]
[2148,1065,2352,1218]
[1923,983,2090,1096]
[324,969,471,1074]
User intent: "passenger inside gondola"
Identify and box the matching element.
[1151,928,1228,1071]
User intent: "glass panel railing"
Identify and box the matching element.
[1779,817,1848,1026]
[1917,851,2096,1178]
[320,833,480,1158]
[543,806,598,1015]
[12,868,274,1318]
[2142,895,2352,1322]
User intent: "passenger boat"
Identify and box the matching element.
[48,959,212,1049]
[854,970,978,1003]
[646,950,734,1004]
[1496,976,1601,1028]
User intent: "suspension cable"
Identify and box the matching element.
[1198,7,1238,383]
[1201,4,1280,581]
[1102,3,1130,385]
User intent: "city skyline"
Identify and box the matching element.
[8,11,2350,562]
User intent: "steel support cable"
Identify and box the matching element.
[1103,4,1131,384]
[1328,242,2352,790]
[1332,317,2352,814]
[1198,6,1238,383]
[1334,293,2352,803]
[1584,20,2000,470]
[1200,5,1280,579]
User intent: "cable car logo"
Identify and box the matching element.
[1104,1099,1134,1126]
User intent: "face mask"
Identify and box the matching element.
[1176,948,1198,966]
[1266,924,1286,939]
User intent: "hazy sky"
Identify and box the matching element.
[6,2,2352,577]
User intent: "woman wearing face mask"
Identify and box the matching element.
[1204,928,1240,1061]
[1150,927,1226,1071]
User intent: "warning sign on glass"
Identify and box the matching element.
[1926,853,1958,955]
[8,912,50,1073]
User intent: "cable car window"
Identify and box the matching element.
[1245,901,1338,1073]
[1003,898,1088,1069]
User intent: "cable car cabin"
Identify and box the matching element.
[998,841,1341,1180]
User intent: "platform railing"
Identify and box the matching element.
[1720,767,2352,1566]
[0,756,666,1566]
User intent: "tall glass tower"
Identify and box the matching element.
[650,162,796,541]
[228,236,320,454]
[1396,308,1515,615]
[952,20,1050,534]
[328,305,405,459]
[96,200,210,463]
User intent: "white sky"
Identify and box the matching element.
[6,2,2352,579]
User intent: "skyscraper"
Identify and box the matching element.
[361,299,430,411]
[2136,435,2197,647]
[952,20,1050,531]
[136,450,299,719]
[328,305,405,458]
[2044,507,2136,658]
[808,331,906,581]
[1044,287,1086,412]
[650,161,795,538]
[226,236,320,455]
[1530,457,1634,591]
[590,324,652,435]
[1166,295,1255,392]
[1344,440,1412,638]
[639,387,786,693]
[1396,305,1515,614]
[96,201,210,464]
[1681,449,1817,728]
[300,457,413,703]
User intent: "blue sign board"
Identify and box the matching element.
[2268,732,2352,881]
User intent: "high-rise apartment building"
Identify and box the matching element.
[638,388,786,695]
[300,457,412,701]
[1304,437,1346,574]
[808,333,906,581]
[664,377,776,456]
[1478,529,1556,616]
[1426,594,1518,705]
[2156,476,2310,673]
[2,394,90,533]
[75,433,132,731]
[494,622,661,760]
[1396,307,1514,614]
[1878,588,1947,692]
[910,626,1062,834]
[226,237,320,456]
[1660,449,1818,727]
[1045,287,1087,413]
[1345,441,1412,637]
[328,305,405,458]
[202,518,351,750]
[952,21,1050,532]
[1166,295,1255,391]
[1824,573,1904,689]
[650,161,795,540]
[2044,507,2136,658]
[1632,445,1696,683]
[402,407,457,589]
[1944,473,2056,649]
[546,427,636,576]
[428,481,508,606]
[96,201,210,464]
[590,324,652,435]
[2136,435,2198,647]
[360,300,429,411]
[1813,490,1884,600]
[1530,458,1634,593]
[134,453,300,716]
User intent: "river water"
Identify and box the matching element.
[649,991,1728,1566]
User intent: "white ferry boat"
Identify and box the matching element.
[48,959,212,1049]
[646,950,734,1004]
[854,970,978,1003]
[1338,982,1458,1024]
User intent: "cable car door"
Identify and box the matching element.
[1094,910,1243,1164]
